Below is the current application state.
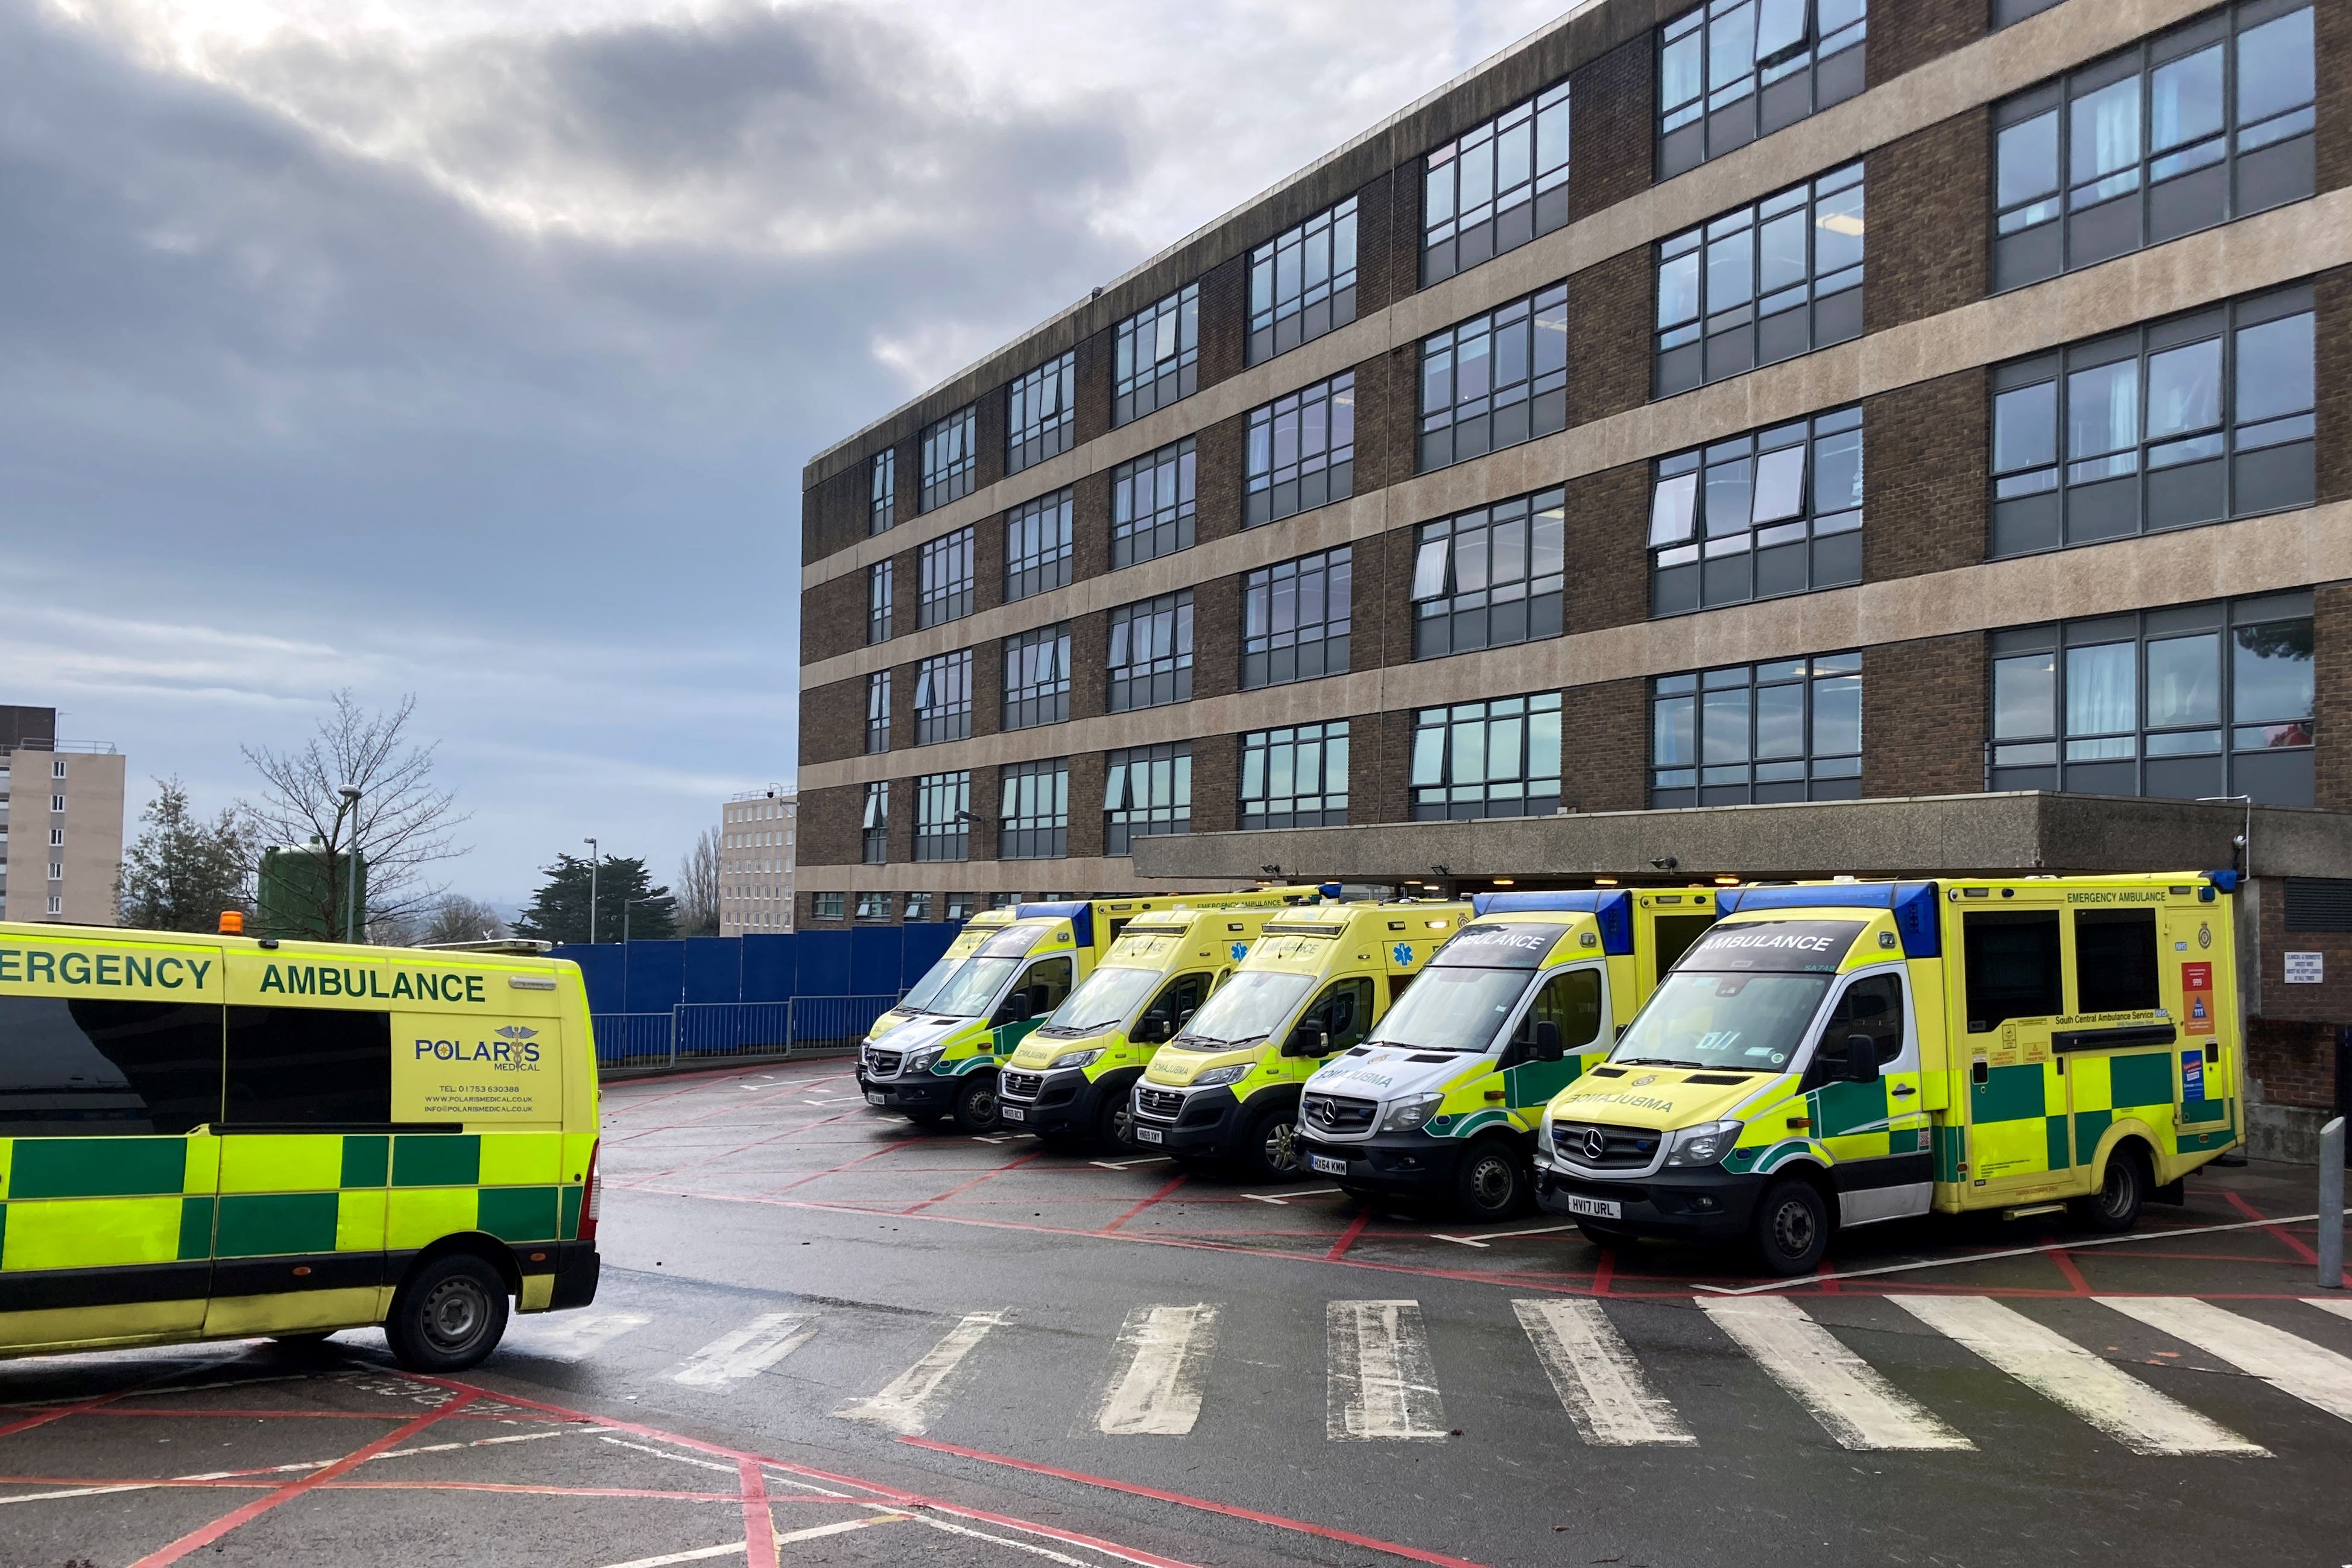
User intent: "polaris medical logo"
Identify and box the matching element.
[415,1023,543,1072]
[1687,919,1865,973]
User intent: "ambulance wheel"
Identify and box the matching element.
[386,1254,510,1373]
[1452,1138,1528,1222]
[950,1074,999,1133]
[2074,1145,2148,1233]
[1093,1089,1135,1152]
[1240,1101,1304,1183]
[1751,1177,1832,1276]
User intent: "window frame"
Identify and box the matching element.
[999,758,1070,861]
[1649,653,1864,806]
[1655,160,1865,397]
[1114,284,1200,427]
[1104,743,1192,855]
[1241,721,1350,829]
[912,650,974,746]
[1005,490,1073,602]
[1247,372,1355,527]
[1251,196,1360,363]
[1658,0,1868,180]
[1002,623,1072,731]
[867,560,894,646]
[870,449,896,535]
[1411,487,1567,660]
[812,891,846,921]
[862,781,890,864]
[1007,352,1076,475]
[1409,692,1564,821]
[1111,439,1197,569]
[1418,283,1569,472]
[915,771,972,863]
[1243,546,1351,691]
[917,527,976,628]
[1650,406,1864,615]
[920,406,977,513]
[865,671,891,754]
[1423,83,1571,286]
[1107,592,1195,713]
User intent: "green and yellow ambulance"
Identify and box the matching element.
[1130,900,1472,1181]
[996,889,1326,1151]
[1295,890,1716,1221]
[1535,874,2245,1274]
[0,922,601,1371]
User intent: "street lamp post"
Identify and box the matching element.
[583,837,599,944]
[624,893,671,946]
[338,786,362,943]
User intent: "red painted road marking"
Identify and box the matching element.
[907,1149,1044,1215]
[1590,1245,1615,1297]
[753,1135,926,1198]
[2048,1248,2093,1295]
[1099,1175,1188,1234]
[738,1457,777,1567]
[1324,1210,1371,1262]
[2225,1190,2321,1265]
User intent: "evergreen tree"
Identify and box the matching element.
[513,853,674,944]
[117,778,254,933]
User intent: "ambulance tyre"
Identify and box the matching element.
[1751,1176,1832,1276]
[951,1073,999,1134]
[2074,1143,2149,1233]
[1093,1086,1135,1151]
[1240,1099,1304,1184]
[386,1254,510,1373]
[1452,1136,1529,1221]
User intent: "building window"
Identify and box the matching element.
[1411,694,1562,821]
[48,863,62,881]
[1650,654,1862,807]
[1247,373,1355,527]
[1242,722,1349,829]
[921,406,976,512]
[855,892,893,922]
[1105,744,1190,855]
[1005,490,1073,602]
[866,671,891,754]
[1244,546,1351,690]
[1251,197,1358,362]
[1003,624,1071,730]
[1994,0,2064,24]
[1656,162,1863,397]
[1990,285,2313,557]
[1111,439,1195,568]
[1412,488,1566,660]
[1108,592,1193,713]
[1007,352,1076,475]
[1418,283,1568,472]
[1423,84,1571,286]
[1651,406,1862,615]
[1000,759,1070,860]
[918,527,975,628]
[49,795,64,814]
[1114,283,1198,426]
[1658,0,1867,180]
[946,894,976,922]
[46,896,60,916]
[812,892,846,921]
[1990,592,2314,805]
[913,651,973,745]
[870,449,896,534]
[1993,3,2314,292]
[51,760,66,779]
[867,561,893,645]
[915,772,971,862]
[49,828,63,847]
[905,891,934,922]
[862,782,890,864]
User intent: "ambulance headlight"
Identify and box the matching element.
[1380,1092,1446,1133]
[1535,1118,1557,1157]
[905,1045,947,1074]
[1190,1064,1249,1087]
[1051,1049,1104,1071]
[1663,1120,1742,1167]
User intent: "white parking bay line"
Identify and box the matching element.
[507,1312,650,1363]
[674,1312,818,1388]
[1699,1297,1974,1452]
[1090,1304,1222,1437]
[1327,1300,1448,1441]
[1243,1187,1342,1205]
[1897,1296,2266,1456]
[1091,1155,1172,1170]
[1513,1299,1695,1447]
[1432,1224,1578,1248]
[2103,1297,2352,1425]
[835,1311,1010,1435]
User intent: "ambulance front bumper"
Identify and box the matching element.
[1294,1132,1464,1195]
[1533,1161,1763,1242]
[1128,1082,1243,1157]
[856,1070,955,1112]
[997,1066,1114,1137]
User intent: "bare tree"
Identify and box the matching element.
[677,826,722,936]
[240,691,469,938]
[415,893,511,946]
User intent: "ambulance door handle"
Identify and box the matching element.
[1889,1084,1917,1098]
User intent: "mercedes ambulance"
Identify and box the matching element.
[0,921,601,1373]
[1534,874,2245,1274]
[1128,900,1471,1181]
[1295,890,1716,1220]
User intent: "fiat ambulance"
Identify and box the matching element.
[1295,890,1716,1220]
[1534,874,2244,1274]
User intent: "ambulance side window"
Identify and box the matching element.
[0,998,225,1136]
[1961,911,2063,1032]
[1824,974,1905,1065]
[1151,972,1210,1029]
[1514,969,1604,1052]
[2074,909,2159,1013]
[1017,957,1074,1018]
[1388,971,1417,1008]
[1303,978,1374,1051]
[224,1007,392,1126]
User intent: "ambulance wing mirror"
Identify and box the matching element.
[1137,1009,1171,1043]
[1842,1034,1880,1085]
[1002,993,1035,1024]
[1532,1020,1565,1063]
[1284,1025,1330,1058]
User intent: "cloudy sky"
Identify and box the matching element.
[2,0,1567,903]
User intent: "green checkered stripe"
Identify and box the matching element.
[1958,1050,2230,1178]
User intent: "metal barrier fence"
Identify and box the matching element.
[592,995,899,1073]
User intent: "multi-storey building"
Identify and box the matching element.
[718,788,796,934]
[798,0,2352,1152]
[0,706,126,926]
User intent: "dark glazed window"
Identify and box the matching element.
[999,760,1069,860]
[915,772,970,862]
[1251,197,1358,363]
[865,672,891,755]
[1411,694,1563,821]
[2075,909,2161,1013]
[1241,722,1348,829]
[918,528,975,628]
[1114,284,1199,426]
[812,892,846,921]
[1104,744,1190,855]
[1002,624,1070,731]
[1658,0,1867,179]
[1994,0,2064,24]
[0,997,223,1136]
[870,450,896,535]
[1244,546,1351,690]
[1419,284,1568,471]
[855,892,893,922]
[1657,162,1863,397]
[862,782,890,864]
[1007,353,1076,475]
[1961,910,2063,1032]
[1651,407,1861,615]
[1423,85,1570,286]
[1412,488,1565,659]
[1650,654,1861,806]
[1112,440,1196,568]
[1247,373,1354,527]
[920,406,976,513]
[867,561,893,645]
[1993,2,2315,292]
[1005,491,1073,602]
[224,1007,390,1125]
[913,650,973,745]
[1108,592,1193,712]
[1990,286,2313,557]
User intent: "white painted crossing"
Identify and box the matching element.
[1326,1300,1448,1441]
[2102,1296,2352,1426]
[835,1310,1011,1435]
[1086,1304,1222,1437]
[672,1312,818,1388]
[504,1311,650,1363]
[1895,1296,2266,1456]
[1699,1296,1975,1451]
[1513,1298,1694,1447]
[2306,1297,2352,1328]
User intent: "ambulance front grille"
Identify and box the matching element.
[1302,1094,1376,1133]
[864,1048,905,1078]
[999,1071,1045,1101]
[1134,1087,1186,1121]
[1551,1121,1662,1170]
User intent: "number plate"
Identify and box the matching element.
[1564,1193,1621,1221]
[999,1104,1027,1123]
[1308,1154,1350,1176]
[864,1090,886,1105]
[1133,1125,1165,1145]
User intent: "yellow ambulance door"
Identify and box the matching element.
[1501,963,1608,1116]
[1952,900,2073,1207]
[2161,901,2236,1155]
[2053,902,2183,1189]
[1806,964,1932,1224]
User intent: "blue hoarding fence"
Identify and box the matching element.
[592,995,900,1073]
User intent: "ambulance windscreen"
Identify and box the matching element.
[1364,966,1532,1052]
[1430,923,1570,969]
[1607,970,1830,1073]
[1678,918,1864,975]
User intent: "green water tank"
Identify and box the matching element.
[257,838,368,941]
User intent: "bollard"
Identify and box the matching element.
[2322,1117,2346,1291]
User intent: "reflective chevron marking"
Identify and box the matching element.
[1700,1296,1974,1451]
[1513,1298,1695,1447]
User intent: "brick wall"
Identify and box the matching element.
[800,675,865,769]
[1364,522,1419,672]
[1370,709,1415,825]
[1353,347,1418,496]
[972,384,1007,498]
[1070,471,1111,586]
[1194,412,1247,548]
[798,783,862,873]
[1067,753,1108,859]
[1074,330,1114,448]
[1567,34,1653,223]
[1863,109,1990,337]
[2318,267,2352,507]
[1863,370,1988,583]
[2318,0,2352,197]
[2256,875,2352,1025]
[1568,461,1649,633]
[1068,609,1109,722]
[1352,168,1411,321]
[1569,677,1648,814]
[801,571,868,666]
[1192,572,1241,703]
[1861,633,1987,798]
[1197,253,1249,396]
[1192,732,1239,835]
[2316,580,2352,811]
[1867,0,1984,88]
[969,638,1004,742]
[1568,249,1653,426]
[2245,1018,2340,1110]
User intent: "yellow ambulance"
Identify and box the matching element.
[1295,890,1715,1220]
[1534,874,2244,1274]
[0,923,601,1371]
[1130,900,1471,1181]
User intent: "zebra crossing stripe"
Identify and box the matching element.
[2102,1296,2352,1425]
[507,1312,650,1363]
[1699,1297,1974,1452]
[1513,1299,1695,1447]
[1090,1304,1222,1437]
[673,1312,818,1388]
[2305,1298,2352,1328]
[835,1311,1010,1435]
[1326,1300,1448,1441]
[1896,1296,2267,1456]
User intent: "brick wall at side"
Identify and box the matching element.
[800,675,866,769]
[969,639,1005,743]
[1568,248,1654,428]
[1867,0,1985,88]
[1370,709,1415,825]
[2254,876,2352,1028]
[1350,168,1409,324]
[2316,580,2352,811]
[1863,370,1988,583]
[1192,732,1240,835]
[2318,0,2352,198]
[1364,520,1420,672]
[798,783,862,874]
[1196,253,1250,396]
[1567,33,1654,223]
[802,460,867,568]
[1074,330,1115,449]
[1070,471,1113,587]
[1193,412,1247,548]
[1567,677,1648,814]
[1192,571,1242,703]
[1568,461,1649,634]
[2317,267,2352,508]
[1352,347,1417,498]
[801,571,868,666]
[1068,609,1110,722]
[2245,1019,2341,1110]
[1861,633,1987,798]
[1067,753,1108,860]
[1863,107,1989,337]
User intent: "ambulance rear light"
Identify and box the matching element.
[579,1140,602,1242]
